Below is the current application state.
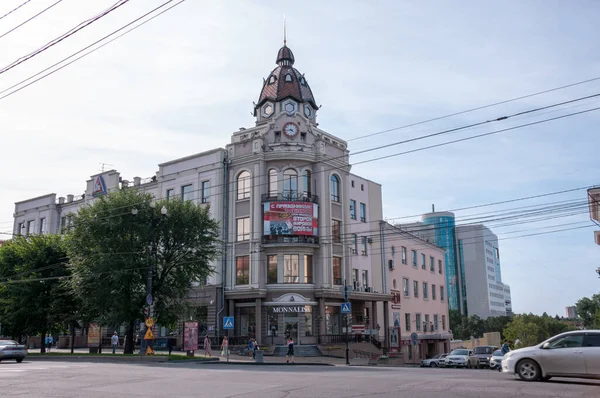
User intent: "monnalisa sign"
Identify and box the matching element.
[271,306,311,313]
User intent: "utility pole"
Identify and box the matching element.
[344,279,350,365]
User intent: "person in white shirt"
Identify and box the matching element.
[111,332,119,354]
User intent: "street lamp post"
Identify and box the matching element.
[137,203,167,355]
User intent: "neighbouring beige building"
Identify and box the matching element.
[588,188,600,245]
[450,332,501,351]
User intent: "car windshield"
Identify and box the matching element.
[432,354,442,359]
[492,350,503,357]
[473,347,494,354]
[0,340,18,345]
[450,349,468,356]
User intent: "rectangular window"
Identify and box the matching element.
[361,236,368,256]
[430,256,435,272]
[267,255,278,284]
[416,313,422,331]
[423,282,428,299]
[27,220,35,236]
[405,313,411,331]
[438,259,443,274]
[361,270,369,289]
[434,314,439,331]
[352,234,358,254]
[401,246,407,264]
[39,218,46,234]
[421,253,426,269]
[333,257,342,285]
[201,181,210,203]
[352,268,359,285]
[432,284,437,300]
[60,216,67,234]
[236,217,250,241]
[181,184,193,201]
[425,314,430,332]
[349,200,356,220]
[166,188,174,201]
[413,280,419,298]
[440,286,445,301]
[411,250,417,266]
[283,254,299,283]
[236,256,249,285]
[304,254,313,283]
[403,278,410,297]
[332,220,341,244]
[17,222,24,236]
[442,314,446,330]
[359,203,366,222]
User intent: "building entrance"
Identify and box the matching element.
[283,313,299,342]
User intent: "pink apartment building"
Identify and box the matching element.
[378,222,452,364]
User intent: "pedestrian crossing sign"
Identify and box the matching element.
[341,302,351,314]
[223,316,234,329]
[144,327,155,340]
[146,346,155,355]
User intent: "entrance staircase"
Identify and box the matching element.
[273,345,321,357]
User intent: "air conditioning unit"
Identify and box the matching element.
[367,238,373,244]
[388,259,395,270]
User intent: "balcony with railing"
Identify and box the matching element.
[262,235,319,246]
[262,191,319,203]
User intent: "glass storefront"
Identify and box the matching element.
[267,306,313,342]
[325,306,341,334]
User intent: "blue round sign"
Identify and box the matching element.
[146,294,153,306]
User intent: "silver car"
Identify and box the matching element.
[0,340,28,363]
[420,353,447,367]
[489,349,504,370]
[502,330,600,381]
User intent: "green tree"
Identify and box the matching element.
[67,189,220,354]
[575,294,600,328]
[0,235,76,352]
[503,313,575,348]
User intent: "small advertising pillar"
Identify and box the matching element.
[88,323,101,354]
[184,321,199,357]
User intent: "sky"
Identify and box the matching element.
[0,0,599,317]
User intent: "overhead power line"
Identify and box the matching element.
[0,0,31,22]
[0,0,62,40]
[0,0,185,101]
[0,0,129,75]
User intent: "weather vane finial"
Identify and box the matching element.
[283,14,287,46]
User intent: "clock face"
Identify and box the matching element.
[283,122,299,138]
[304,104,312,118]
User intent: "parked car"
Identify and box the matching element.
[420,353,447,367]
[489,349,504,370]
[445,349,479,368]
[0,340,28,363]
[473,345,497,368]
[502,330,600,381]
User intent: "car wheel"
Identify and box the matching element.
[516,359,540,381]
[16,358,23,363]
[430,362,438,368]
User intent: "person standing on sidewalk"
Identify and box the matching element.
[203,335,212,358]
[285,337,294,364]
[220,336,229,357]
[111,332,119,354]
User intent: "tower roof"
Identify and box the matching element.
[256,45,317,110]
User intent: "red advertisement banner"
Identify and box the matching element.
[263,202,318,236]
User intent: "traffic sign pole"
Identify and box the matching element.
[344,279,349,365]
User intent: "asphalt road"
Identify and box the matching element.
[1,361,599,397]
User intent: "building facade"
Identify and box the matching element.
[12,43,392,347]
[588,188,600,246]
[378,222,451,363]
[565,306,577,319]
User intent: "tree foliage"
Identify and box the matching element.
[449,310,512,341]
[0,235,76,351]
[574,293,600,328]
[67,189,220,353]
[503,313,575,348]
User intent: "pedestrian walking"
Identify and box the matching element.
[220,336,229,357]
[45,335,53,352]
[203,335,212,358]
[253,339,259,360]
[248,337,254,358]
[111,331,119,354]
[285,337,294,364]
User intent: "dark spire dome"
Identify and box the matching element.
[256,44,317,110]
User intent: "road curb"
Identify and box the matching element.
[26,356,219,364]
[197,361,334,366]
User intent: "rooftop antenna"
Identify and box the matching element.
[432,204,435,213]
[283,14,287,46]
[99,162,113,173]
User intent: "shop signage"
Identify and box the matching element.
[391,290,401,309]
[183,321,198,351]
[271,306,309,313]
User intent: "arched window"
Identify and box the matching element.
[330,174,340,202]
[268,169,278,198]
[283,169,298,200]
[303,170,311,196]
[237,171,251,200]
